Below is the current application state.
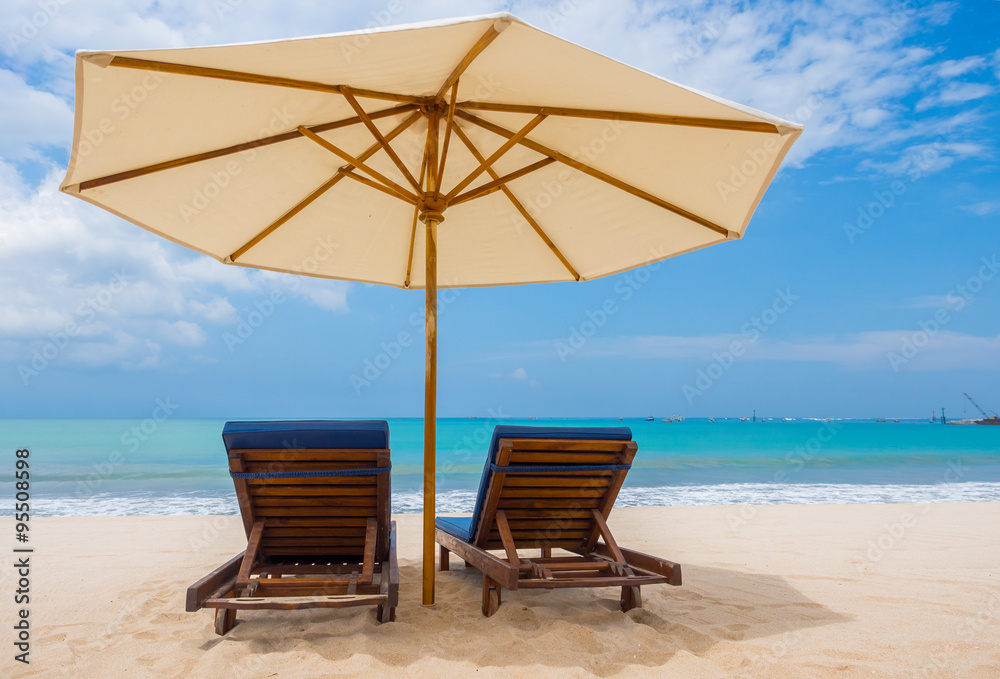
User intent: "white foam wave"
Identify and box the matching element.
[15,483,1000,517]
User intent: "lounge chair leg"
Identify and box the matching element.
[440,545,450,571]
[214,608,236,635]
[481,577,501,617]
[464,560,473,569]
[377,604,396,623]
[541,547,551,558]
[620,586,642,612]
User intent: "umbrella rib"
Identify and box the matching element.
[341,87,422,193]
[101,56,426,104]
[443,114,547,203]
[229,111,421,262]
[435,19,510,100]
[404,154,429,288]
[436,82,459,184]
[340,171,417,204]
[448,158,556,207]
[457,101,781,134]
[76,103,417,191]
[452,124,580,281]
[298,126,419,204]
[455,109,732,239]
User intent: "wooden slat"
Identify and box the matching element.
[265,517,371,528]
[517,575,667,589]
[455,110,733,238]
[107,55,424,103]
[249,477,378,486]
[250,485,374,497]
[494,510,521,566]
[361,518,377,584]
[435,528,519,589]
[261,527,368,538]
[501,488,606,498]
[585,441,637,550]
[236,449,383,461]
[375,450,391,559]
[253,497,377,507]
[262,537,365,548]
[229,456,255,537]
[497,498,601,509]
[78,104,416,191]
[473,441,513,548]
[253,507,377,517]
[489,529,591,540]
[505,476,610,488]
[237,521,265,586]
[485,539,584,550]
[456,100,781,133]
[186,552,243,612]
[506,452,624,464]
[505,439,633,452]
[206,593,386,610]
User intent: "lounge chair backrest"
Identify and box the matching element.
[222,420,391,560]
[471,426,635,551]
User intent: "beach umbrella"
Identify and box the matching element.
[60,13,802,606]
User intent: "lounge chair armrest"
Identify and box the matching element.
[186,552,244,612]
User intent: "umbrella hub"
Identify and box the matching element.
[418,194,446,224]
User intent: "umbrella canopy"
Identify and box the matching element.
[60,13,802,606]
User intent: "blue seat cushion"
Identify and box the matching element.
[222,420,389,451]
[435,515,473,542]
[461,425,632,543]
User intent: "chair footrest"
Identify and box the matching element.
[204,593,387,610]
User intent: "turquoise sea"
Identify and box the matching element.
[1,418,999,516]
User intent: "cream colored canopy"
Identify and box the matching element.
[61,13,801,289]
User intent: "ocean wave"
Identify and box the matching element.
[11,482,1000,517]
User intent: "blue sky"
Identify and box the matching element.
[1,0,998,419]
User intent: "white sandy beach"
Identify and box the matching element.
[2,503,998,678]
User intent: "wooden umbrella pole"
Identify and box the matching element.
[421,208,443,606]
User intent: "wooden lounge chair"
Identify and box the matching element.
[435,426,681,616]
[186,420,398,634]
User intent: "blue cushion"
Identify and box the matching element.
[435,515,473,542]
[464,426,632,543]
[222,420,389,451]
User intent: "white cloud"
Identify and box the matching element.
[558,330,1000,372]
[917,81,994,111]
[961,201,1000,217]
[511,367,528,380]
[0,161,349,375]
[0,69,73,159]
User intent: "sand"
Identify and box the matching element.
[1,502,998,678]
